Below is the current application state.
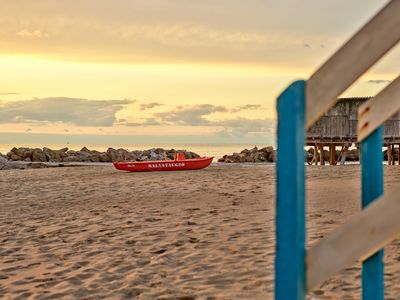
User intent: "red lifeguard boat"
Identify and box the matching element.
[113,152,213,172]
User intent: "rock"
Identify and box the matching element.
[239,152,247,162]
[250,146,258,154]
[12,147,33,159]
[186,151,199,159]
[80,146,91,153]
[31,148,47,162]
[153,148,165,154]
[66,150,77,156]
[7,151,22,161]
[323,150,330,162]
[347,149,359,161]
[166,150,176,160]
[0,156,26,170]
[43,147,62,162]
[62,147,106,162]
[269,150,277,162]
[98,152,110,162]
[0,156,9,170]
[218,155,228,162]
[260,146,274,153]
[73,150,92,162]
[224,154,241,163]
[2,146,201,165]
[255,152,267,162]
[149,149,164,161]
[106,148,129,162]
[139,155,149,161]
[305,148,314,163]
[335,150,341,161]
[63,155,80,162]
[240,149,250,155]
[235,146,276,163]
[7,147,32,161]
[218,146,275,163]
[383,148,399,161]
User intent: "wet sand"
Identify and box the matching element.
[1,164,400,299]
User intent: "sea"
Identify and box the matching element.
[0,143,271,160]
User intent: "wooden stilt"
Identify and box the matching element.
[390,145,393,165]
[320,145,325,165]
[398,144,400,165]
[391,144,394,165]
[387,144,392,165]
[329,145,336,165]
[313,144,318,165]
[340,145,348,165]
[392,144,396,165]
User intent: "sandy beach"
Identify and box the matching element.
[1,164,400,299]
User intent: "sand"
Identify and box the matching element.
[0,164,400,299]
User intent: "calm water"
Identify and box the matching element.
[0,143,269,159]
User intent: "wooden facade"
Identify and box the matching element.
[306,97,400,165]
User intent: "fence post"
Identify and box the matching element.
[276,80,306,299]
[361,126,384,300]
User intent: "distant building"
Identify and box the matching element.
[306,97,400,165]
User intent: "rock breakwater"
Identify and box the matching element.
[218,146,276,163]
[3,147,200,163]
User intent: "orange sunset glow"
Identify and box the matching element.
[0,0,397,145]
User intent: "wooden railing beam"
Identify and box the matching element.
[358,76,400,142]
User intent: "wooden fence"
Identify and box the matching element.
[275,1,400,299]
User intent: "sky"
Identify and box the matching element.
[0,0,398,146]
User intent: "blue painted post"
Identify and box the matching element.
[361,126,384,300]
[276,80,306,300]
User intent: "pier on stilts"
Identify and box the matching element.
[306,97,400,165]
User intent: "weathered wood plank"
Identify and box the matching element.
[358,76,400,142]
[361,127,384,300]
[306,0,400,128]
[276,81,306,299]
[306,185,400,291]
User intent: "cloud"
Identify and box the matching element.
[121,118,163,126]
[16,29,47,39]
[154,104,229,126]
[229,104,262,112]
[0,92,19,95]
[139,102,163,110]
[238,104,261,110]
[214,118,275,138]
[0,97,135,126]
[120,103,275,140]
[0,0,395,73]
[368,79,392,84]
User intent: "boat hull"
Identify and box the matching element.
[113,157,213,172]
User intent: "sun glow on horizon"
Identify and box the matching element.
[0,0,397,145]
